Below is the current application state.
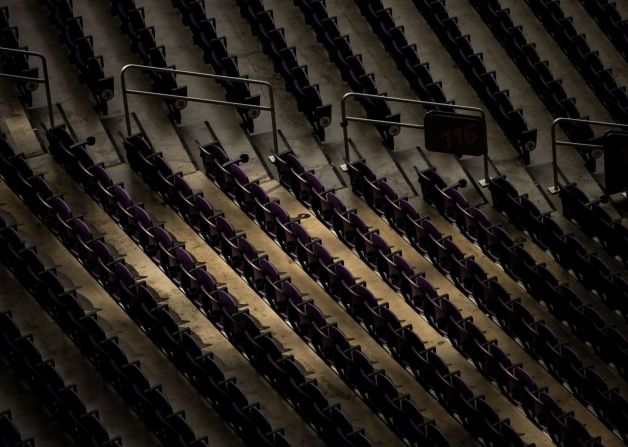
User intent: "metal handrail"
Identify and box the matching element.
[0,47,54,127]
[548,117,628,193]
[120,64,278,153]
[340,92,490,185]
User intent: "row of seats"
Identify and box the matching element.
[346,159,627,440]
[121,132,441,447]
[125,132,466,446]
[0,6,40,109]
[0,132,283,447]
[39,0,114,115]
[577,0,628,63]
[0,410,34,447]
[0,226,215,447]
[235,0,332,139]
[468,0,596,168]
[524,0,628,122]
[353,0,452,110]
[411,0,537,162]
[417,166,628,320]
[560,183,628,265]
[196,140,545,446]
[353,158,627,383]
[43,125,374,447]
[486,175,628,315]
[109,0,188,123]
[0,308,121,446]
[257,145,617,445]
[294,0,401,148]
[171,0,262,132]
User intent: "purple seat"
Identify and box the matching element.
[153,156,180,203]
[174,246,204,292]
[271,150,303,192]
[473,339,510,379]
[401,271,438,311]
[194,194,221,242]
[259,258,289,303]
[238,237,266,290]
[560,234,589,283]
[215,215,244,261]
[249,183,278,233]
[110,185,138,231]
[427,296,461,332]
[35,195,70,230]
[397,199,421,239]
[131,206,160,254]
[558,183,589,223]
[303,172,335,222]
[300,302,329,339]
[173,175,202,222]
[307,242,333,283]
[417,167,447,206]
[295,170,318,207]
[496,298,530,344]
[92,239,123,286]
[292,222,319,267]
[331,263,359,304]
[457,206,487,243]
[154,226,181,275]
[449,317,485,355]
[89,164,114,204]
[68,218,100,269]
[483,225,513,265]
[195,267,222,309]
[199,141,229,182]
[229,163,252,207]
[270,203,298,252]
[327,193,356,239]
[433,237,461,277]
[445,188,469,224]
[371,233,401,281]
[378,181,405,227]
[453,257,484,297]
[269,280,303,320]
[127,146,159,185]
[341,283,379,324]
[214,289,245,332]
[489,175,520,211]
[413,218,440,256]
[49,198,79,243]
[314,324,349,367]
[387,254,414,293]
[124,133,154,170]
[347,160,375,198]
[363,176,387,216]
[20,173,54,215]
[111,262,144,308]
[354,225,381,268]
[505,245,537,290]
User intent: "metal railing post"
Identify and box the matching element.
[549,120,559,194]
[340,92,489,184]
[548,117,628,194]
[0,47,54,127]
[120,64,278,153]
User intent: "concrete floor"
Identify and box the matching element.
[1,0,627,445]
